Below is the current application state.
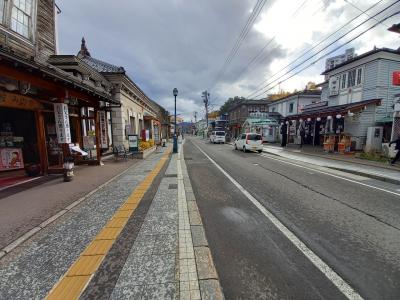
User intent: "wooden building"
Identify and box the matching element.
[0,1,117,179]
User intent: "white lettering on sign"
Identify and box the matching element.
[54,103,72,144]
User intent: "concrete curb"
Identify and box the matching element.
[179,143,225,300]
[262,148,400,185]
[0,160,141,260]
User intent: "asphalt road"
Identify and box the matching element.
[184,137,400,300]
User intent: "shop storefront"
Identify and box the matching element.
[0,49,117,183]
[285,99,381,152]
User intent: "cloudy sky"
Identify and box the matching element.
[57,0,400,121]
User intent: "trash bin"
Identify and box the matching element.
[63,157,75,182]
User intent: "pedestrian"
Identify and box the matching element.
[280,122,287,147]
[389,136,400,165]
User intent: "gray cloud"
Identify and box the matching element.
[57,0,286,119]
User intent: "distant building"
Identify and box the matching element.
[268,90,321,118]
[227,99,271,138]
[325,48,356,72]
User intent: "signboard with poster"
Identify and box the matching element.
[83,136,96,150]
[0,148,24,171]
[54,103,71,144]
[98,111,108,149]
[128,134,139,152]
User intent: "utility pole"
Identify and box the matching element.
[202,91,210,129]
[194,111,198,123]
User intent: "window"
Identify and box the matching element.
[356,68,362,85]
[341,73,347,89]
[11,0,33,38]
[347,69,356,88]
[272,107,276,112]
[0,0,5,23]
[289,103,294,113]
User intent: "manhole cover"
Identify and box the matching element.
[168,184,178,190]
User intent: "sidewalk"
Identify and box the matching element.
[263,144,400,185]
[0,143,223,300]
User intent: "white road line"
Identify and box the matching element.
[258,153,400,197]
[192,141,363,300]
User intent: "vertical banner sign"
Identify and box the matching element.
[99,111,108,148]
[54,103,71,144]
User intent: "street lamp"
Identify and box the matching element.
[173,88,178,153]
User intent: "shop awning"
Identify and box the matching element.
[286,99,381,120]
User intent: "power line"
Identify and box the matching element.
[246,0,399,99]
[344,0,390,27]
[250,10,400,99]
[211,0,267,90]
[246,0,389,98]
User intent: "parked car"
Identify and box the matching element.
[210,131,226,144]
[234,133,263,153]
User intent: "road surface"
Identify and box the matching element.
[184,137,400,300]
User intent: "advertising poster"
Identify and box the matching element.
[0,148,24,171]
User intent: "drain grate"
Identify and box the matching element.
[168,184,178,190]
[165,174,177,177]
[185,157,193,160]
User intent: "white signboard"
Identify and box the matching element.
[99,111,108,148]
[329,76,339,96]
[54,103,71,144]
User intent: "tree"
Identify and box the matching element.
[219,96,244,114]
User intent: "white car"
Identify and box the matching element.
[234,133,263,153]
[210,131,226,144]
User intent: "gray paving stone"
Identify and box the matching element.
[153,234,178,254]
[195,247,218,280]
[142,282,178,300]
[191,226,208,247]
[199,279,225,300]
[187,200,198,212]
[188,208,202,226]
[119,254,177,285]
[111,283,143,300]
[186,191,196,201]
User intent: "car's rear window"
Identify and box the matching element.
[216,132,225,136]
[247,134,261,140]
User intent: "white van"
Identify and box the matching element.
[234,133,263,153]
[210,131,226,144]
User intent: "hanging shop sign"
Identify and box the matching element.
[0,91,43,110]
[54,103,71,144]
[98,111,108,149]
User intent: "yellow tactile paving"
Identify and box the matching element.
[95,227,124,240]
[119,203,138,211]
[46,149,172,300]
[113,210,133,219]
[106,217,129,228]
[82,240,114,256]
[46,275,91,300]
[67,255,104,276]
